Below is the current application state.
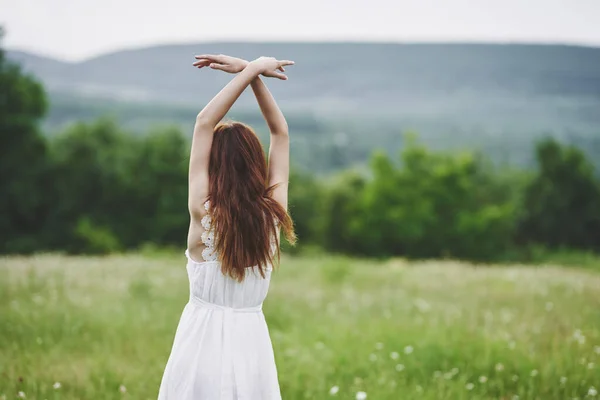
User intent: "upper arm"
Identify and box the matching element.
[268,133,290,210]
[188,119,214,218]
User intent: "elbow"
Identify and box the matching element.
[271,130,289,137]
[188,203,203,221]
[270,124,289,137]
[194,114,214,130]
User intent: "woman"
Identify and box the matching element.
[157,55,296,399]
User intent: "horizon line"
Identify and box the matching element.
[8,38,600,63]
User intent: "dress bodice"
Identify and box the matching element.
[184,201,275,310]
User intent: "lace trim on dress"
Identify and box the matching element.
[200,200,218,262]
[198,200,279,263]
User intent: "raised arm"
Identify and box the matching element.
[188,57,293,218]
[193,54,293,210]
[188,64,260,218]
[250,78,290,209]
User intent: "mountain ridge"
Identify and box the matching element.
[9,40,600,65]
[5,42,600,171]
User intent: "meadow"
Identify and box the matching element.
[1,253,599,400]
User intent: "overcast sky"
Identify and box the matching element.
[1,0,599,61]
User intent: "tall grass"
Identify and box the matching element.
[1,254,599,399]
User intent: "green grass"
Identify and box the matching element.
[1,254,599,399]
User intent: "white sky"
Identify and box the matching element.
[1,0,599,61]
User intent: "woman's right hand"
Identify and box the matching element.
[249,57,295,80]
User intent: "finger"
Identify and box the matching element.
[195,54,217,60]
[278,60,295,67]
[194,54,224,62]
[210,63,228,71]
[278,66,285,72]
[273,72,288,80]
[193,59,211,67]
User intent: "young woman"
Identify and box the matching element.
[157,55,296,399]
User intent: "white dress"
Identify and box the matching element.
[158,201,281,399]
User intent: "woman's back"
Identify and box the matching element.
[186,252,272,310]
[186,201,274,310]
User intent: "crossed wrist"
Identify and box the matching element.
[245,61,263,75]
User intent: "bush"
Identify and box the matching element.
[74,217,121,254]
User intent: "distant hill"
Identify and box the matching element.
[7,42,600,171]
[9,42,600,109]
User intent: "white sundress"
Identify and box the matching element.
[158,201,281,399]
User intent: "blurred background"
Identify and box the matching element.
[1,1,600,399]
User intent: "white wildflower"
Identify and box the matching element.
[479,376,488,383]
[465,383,474,390]
[329,386,339,395]
[512,375,519,382]
[375,342,384,350]
[355,391,367,400]
[589,386,597,397]
[395,364,405,372]
[119,385,127,394]
[369,353,377,362]
[390,351,399,360]
[451,367,459,375]
[53,382,61,389]
[414,298,430,313]
[573,329,586,345]
[588,362,595,370]
[560,377,567,385]
[17,392,25,399]
[595,346,600,355]
[415,385,423,393]
[404,345,414,355]
[495,363,504,372]
[530,369,538,377]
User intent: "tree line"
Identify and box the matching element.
[2,38,600,261]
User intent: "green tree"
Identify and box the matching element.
[128,127,189,246]
[344,137,518,260]
[48,118,190,253]
[48,118,136,252]
[519,138,600,250]
[0,29,50,252]
[320,170,366,253]
[287,170,326,246]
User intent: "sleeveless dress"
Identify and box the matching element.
[158,201,281,399]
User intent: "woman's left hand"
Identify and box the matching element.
[193,54,249,73]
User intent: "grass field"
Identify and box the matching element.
[1,253,599,400]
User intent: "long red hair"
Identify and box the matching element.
[208,121,296,281]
